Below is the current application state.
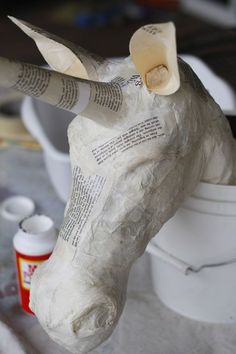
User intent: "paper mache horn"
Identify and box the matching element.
[0,56,123,122]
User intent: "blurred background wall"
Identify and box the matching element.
[0,0,235,88]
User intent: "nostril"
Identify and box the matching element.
[71,300,117,337]
[96,303,116,328]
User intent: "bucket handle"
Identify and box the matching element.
[146,242,236,275]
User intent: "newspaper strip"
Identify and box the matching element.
[92,116,165,165]
[0,57,123,121]
[59,167,106,247]
[129,22,180,95]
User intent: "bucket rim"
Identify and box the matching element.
[193,181,236,202]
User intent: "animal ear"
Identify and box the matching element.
[129,22,180,95]
[8,16,103,80]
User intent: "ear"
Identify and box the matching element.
[8,16,103,80]
[129,22,180,95]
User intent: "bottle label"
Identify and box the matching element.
[18,257,41,290]
[15,251,51,314]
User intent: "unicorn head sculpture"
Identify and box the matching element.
[0,17,235,353]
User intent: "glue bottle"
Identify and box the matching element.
[13,214,57,314]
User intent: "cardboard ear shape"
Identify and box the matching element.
[129,22,180,95]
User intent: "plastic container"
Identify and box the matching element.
[0,195,35,222]
[147,182,236,323]
[13,214,57,314]
[21,97,74,203]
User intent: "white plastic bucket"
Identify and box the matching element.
[147,182,236,323]
[21,97,74,203]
